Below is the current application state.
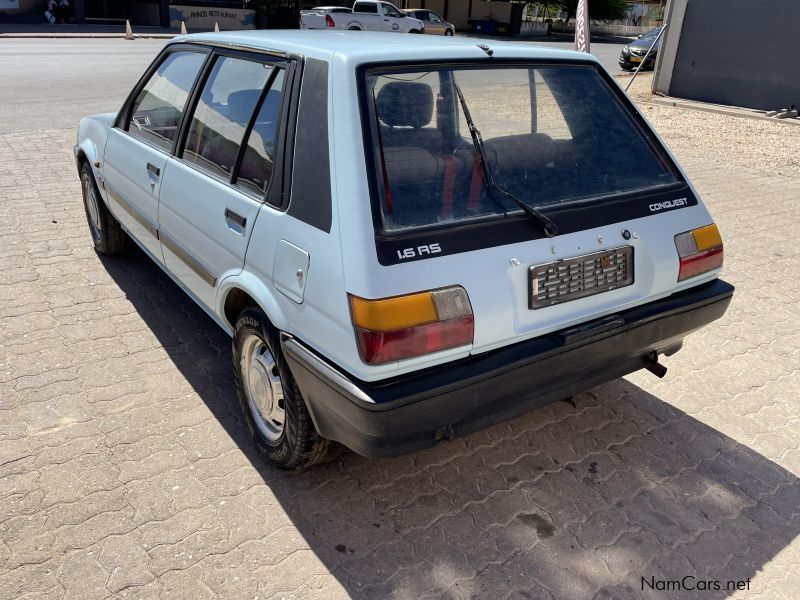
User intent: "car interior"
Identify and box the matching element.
[372,69,678,230]
[182,81,282,193]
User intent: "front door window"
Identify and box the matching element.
[127,51,206,152]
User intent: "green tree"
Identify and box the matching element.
[562,0,628,22]
[526,0,565,22]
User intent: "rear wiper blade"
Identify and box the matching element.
[450,73,559,238]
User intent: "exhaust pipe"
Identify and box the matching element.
[644,352,668,378]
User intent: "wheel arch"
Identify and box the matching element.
[218,273,290,334]
[75,138,98,175]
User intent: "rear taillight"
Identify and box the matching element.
[326,14,335,27]
[350,287,474,364]
[674,224,724,282]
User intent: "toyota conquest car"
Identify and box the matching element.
[75,31,733,469]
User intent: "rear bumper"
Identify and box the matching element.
[283,279,734,458]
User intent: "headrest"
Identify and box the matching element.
[484,133,558,171]
[383,147,444,185]
[226,89,262,125]
[376,82,433,128]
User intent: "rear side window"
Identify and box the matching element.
[182,56,274,180]
[237,70,286,196]
[364,65,680,231]
[354,2,377,13]
[128,51,206,151]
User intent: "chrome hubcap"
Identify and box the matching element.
[82,174,101,242]
[241,334,285,442]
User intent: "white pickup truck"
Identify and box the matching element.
[300,1,425,33]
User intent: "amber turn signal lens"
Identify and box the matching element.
[350,293,438,332]
[691,224,723,252]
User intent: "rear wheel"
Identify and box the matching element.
[233,306,329,470]
[80,162,127,256]
[445,28,454,36]
[347,26,361,30]
[409,29,422,33]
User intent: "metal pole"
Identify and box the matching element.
[625,24,667,92]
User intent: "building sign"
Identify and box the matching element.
[170,5,256,30]
[0,1,21,9]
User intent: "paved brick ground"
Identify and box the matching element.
[1,117,799,599]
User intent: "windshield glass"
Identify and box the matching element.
[641,27,662,40]
[364,65,679,231]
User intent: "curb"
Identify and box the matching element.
[651,96,800,126]
[0,33,176,38]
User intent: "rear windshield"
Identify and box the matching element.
[363,64,680,231]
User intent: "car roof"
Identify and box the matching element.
[175,30,598,65]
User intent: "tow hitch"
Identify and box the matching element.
[644,351,668,378]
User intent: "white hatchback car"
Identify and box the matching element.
[75,31,733,469]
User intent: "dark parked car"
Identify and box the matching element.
[619,26,662,71]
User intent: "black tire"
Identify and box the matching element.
[347,26,361,30]
[233,306,329,470]
[409,29,422,33]
[445,29,454,36]
[80,162,127,256]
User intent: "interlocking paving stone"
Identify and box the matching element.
[1,109,799,600]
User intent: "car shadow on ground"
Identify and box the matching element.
[102,248,800,599]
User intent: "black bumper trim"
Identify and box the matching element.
[283,279,734,458]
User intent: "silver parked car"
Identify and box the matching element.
[401,8,454,35]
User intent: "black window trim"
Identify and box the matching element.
[356,58,694,265]
[284,56,332,233]
[230,65,282,194]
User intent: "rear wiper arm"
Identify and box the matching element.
[450,74,559,238]
[489,183,559,238]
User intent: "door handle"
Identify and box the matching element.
[224,208,247,232]
[146,162,160,191]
